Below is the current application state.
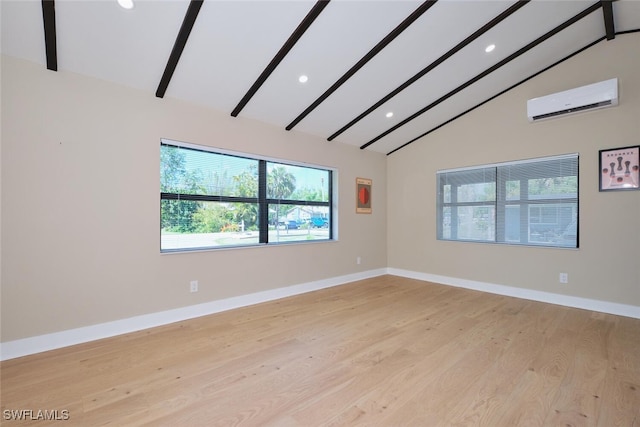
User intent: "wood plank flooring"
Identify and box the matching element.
[1,275,639,426]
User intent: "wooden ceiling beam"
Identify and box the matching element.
[156,0,204,98]
[231,0,330,117]
[602,0,616,40]
[41,0,57,71]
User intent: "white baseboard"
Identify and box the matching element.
[3,267,638,361]
[387,268,640,320]
[0,269,387,361]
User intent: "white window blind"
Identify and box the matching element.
[437,154,578,248]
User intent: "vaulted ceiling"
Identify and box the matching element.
[2,0,639,155]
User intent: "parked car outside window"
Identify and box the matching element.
[287,220,299,229]
[311,217,329,228]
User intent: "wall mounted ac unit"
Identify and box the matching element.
[527,78,618,122]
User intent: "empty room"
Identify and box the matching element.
[1,0,639,425]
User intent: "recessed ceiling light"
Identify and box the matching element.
[385,112,394,118]
[298,75,308,83]
[117,0,134,9]
[485,44,496,53]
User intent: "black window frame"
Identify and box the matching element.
[160,140,334,252]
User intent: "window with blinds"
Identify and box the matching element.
[161,140,333,252]
[437,154,578,248]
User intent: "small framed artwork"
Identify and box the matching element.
[356,178,372,214]
[599,145,640,191]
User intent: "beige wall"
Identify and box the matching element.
[388,33,640,306]
[2,33,639,345]
[0,56,387,342]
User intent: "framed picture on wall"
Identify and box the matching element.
[356,178,372,214]
[599,145,640,191]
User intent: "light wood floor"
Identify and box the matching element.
[1,275,639,426]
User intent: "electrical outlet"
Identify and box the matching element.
[559,273,568,284]
[190,280,198,292]
[357,256,361,265]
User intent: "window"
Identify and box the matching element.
[437,154,578,248]
[160,140,333,252]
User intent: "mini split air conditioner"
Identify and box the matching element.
[527,78,618,122]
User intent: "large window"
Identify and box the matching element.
[437,154,578,248]
[161,140,333,252]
